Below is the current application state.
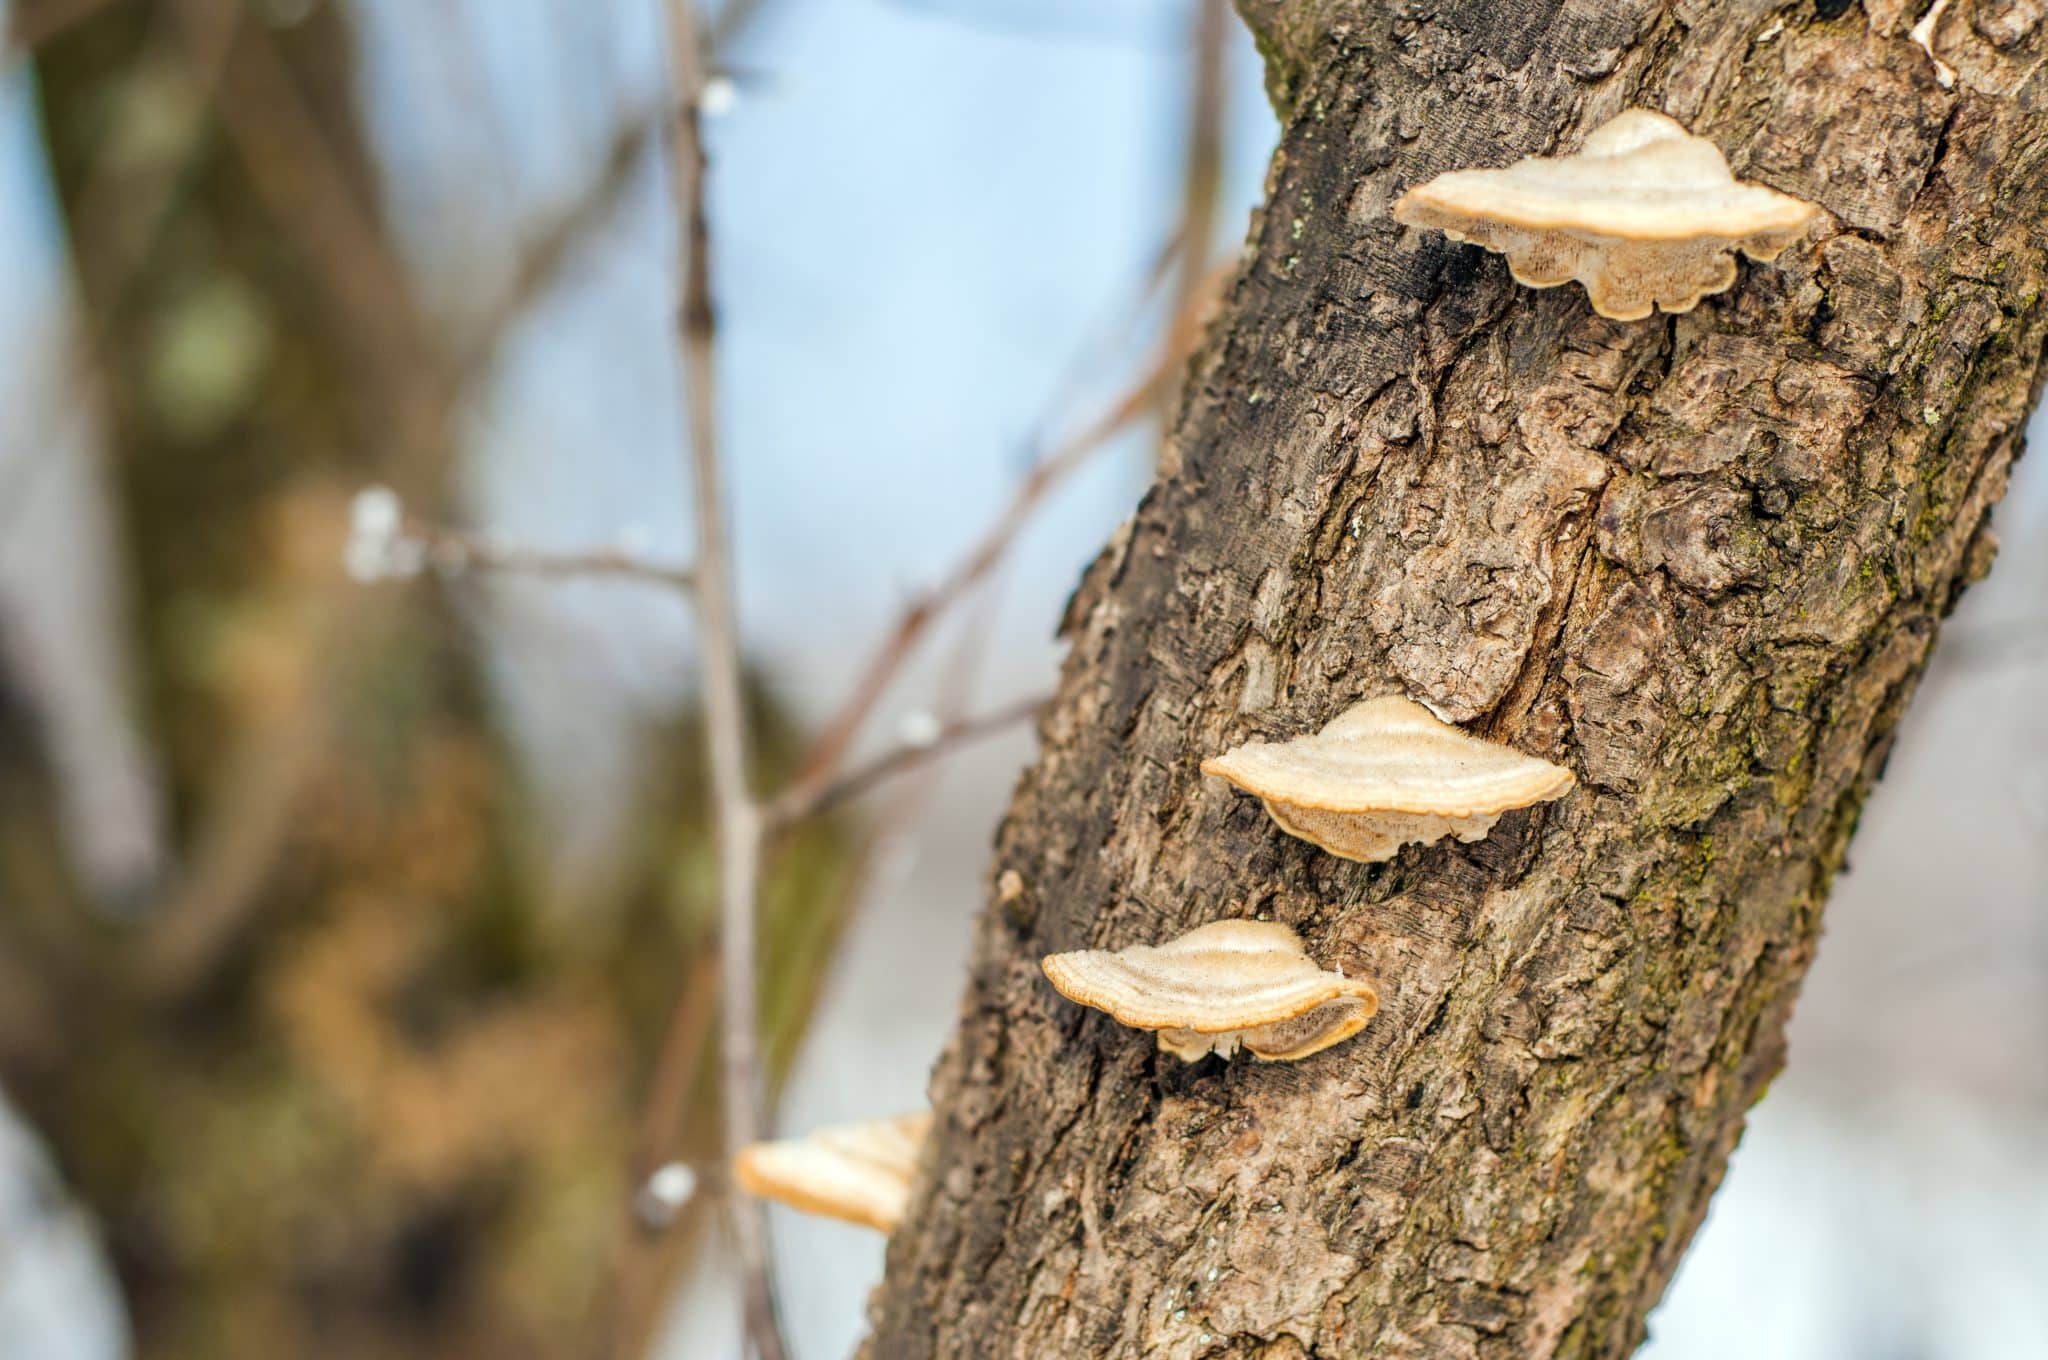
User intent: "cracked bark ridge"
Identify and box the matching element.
[867,3,2048,1357]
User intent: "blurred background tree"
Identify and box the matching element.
[2,2,868,1354]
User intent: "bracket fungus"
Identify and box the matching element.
[1392,109,1819,320]
[732,1111,930,1233]
[1041,919,1378,1062]
[1201,695,1575,863]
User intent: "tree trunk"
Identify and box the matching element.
[867,3,2048,1356]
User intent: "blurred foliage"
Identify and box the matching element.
[0,3,863,1356]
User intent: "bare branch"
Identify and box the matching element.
[795,566,1011,994]
[785,210,1235,802]
[450,108,663,384]
[599,948,720,1360]
[1170,0,1231,392]
[768,694,1048,830]
[362,504,699,594]
[433,538,697,592]
[1160,0,1234,455]
[788,335,1185,797]
[658,4,787,1358]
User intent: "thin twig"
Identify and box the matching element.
[788,335,1183,796]
[768,694,1048,829]
[1171,0,1230,385]
[408,518,698,593]
[634,948,722,1204]
[450,108,663,384]
[602,948,721,1360]
[785,223,1218,797]
[774,566,1011,1035]
[1161,0,1231,460]
[661,4,787,1359]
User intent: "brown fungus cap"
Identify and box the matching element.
[1201,696,1574,863]
[732,1111,931,1233]
[1041,919,1378,1063]
[1392,109,1819,320]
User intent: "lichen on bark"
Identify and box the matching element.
[868,3,2048,1356]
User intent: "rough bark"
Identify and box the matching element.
[868,2,2048,1357]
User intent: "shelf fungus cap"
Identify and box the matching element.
[1041,919,1378,1062]
[732,1111,930,1233]
[1200,695,1575,863]
[1392,109,1819,320]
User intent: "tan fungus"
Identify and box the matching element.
[1041,919,1378,1062]
[1392,108,1819,320]
[732,1111,931,1233]
[1201,695,1575,863]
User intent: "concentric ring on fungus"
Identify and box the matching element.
[1201,696,1575,863]
[1393,109,1819,320]
[1041,920,1378,1063]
